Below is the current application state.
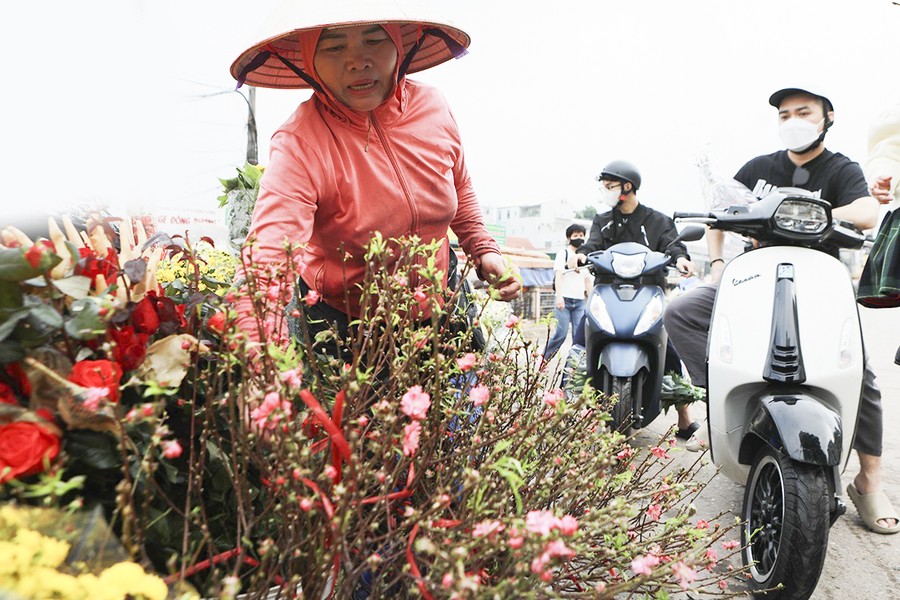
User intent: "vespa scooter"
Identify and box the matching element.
[675,187,867,599]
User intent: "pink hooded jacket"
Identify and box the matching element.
[237,24,500,340]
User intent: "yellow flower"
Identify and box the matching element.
[97,561,169,600]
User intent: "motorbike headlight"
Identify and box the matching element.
[634,295,663,336]
[610,251,646,278]
[773,199,829,234]
[588,293,616,334]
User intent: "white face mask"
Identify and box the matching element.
[599,185,622,207]
[779,117,824,153]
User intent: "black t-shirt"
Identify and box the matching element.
[733,149,868,208]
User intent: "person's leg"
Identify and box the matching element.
[543,305,571,360]
[568,299,585,346]
[662,340,697,432]
[849,359,898,532]
[663,284,718,388]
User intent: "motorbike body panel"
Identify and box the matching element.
[739,392,843,466]
[708,246,863,484]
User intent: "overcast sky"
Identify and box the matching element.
[5,0,899,227]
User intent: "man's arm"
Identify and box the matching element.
[706,228,726,283]
[832,196,880,230]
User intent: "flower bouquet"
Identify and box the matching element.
[0,211,749,599]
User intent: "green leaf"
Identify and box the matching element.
[0,339,25,363]
[63,297,107,340]
[0,280,24,314]
[64,430,122,471]
[0,246,43,281]
[28,303,64,329]
[0,309,29,342]
[52,275,93,299]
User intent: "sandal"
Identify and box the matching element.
[675,421,700,441]
[847,482,900,535]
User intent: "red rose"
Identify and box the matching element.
[68,359,123,403]
[0,422,61,483]
[25,244,46,268]
[75,246,119,283]
[207,311,227,335]
[0,382,17,405]
[5,363,31,398]
[131,296,161,335]
[109,326,148,372]
[145,292,185,336]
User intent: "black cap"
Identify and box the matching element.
[769,87,833,112]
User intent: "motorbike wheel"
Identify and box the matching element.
[741,445,829,600]
[608,375,638,433]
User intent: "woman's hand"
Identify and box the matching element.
[479,253,522,301]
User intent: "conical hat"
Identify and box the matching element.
[231,0,470,90]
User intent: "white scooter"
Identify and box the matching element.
[676,187,867,600]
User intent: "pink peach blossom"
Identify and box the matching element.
[456,353,477,371]
[403,421,421,457]
[650,446,670,459]
[83,387,109,412]
[672,561,697,590]
[161,440,183,459]
[401,386,431,421]
[543,388,564,408]
[251,391,293,430]
[279,367,303,389]
[504,314,520,328]
[525,510,560,536]
[646,503,662,521]
[631,554,660,576]
[468,384,490,407]
[558,514,578,536]
[722,539,739,550]
[304,289,320,306]
[472,519,504,538]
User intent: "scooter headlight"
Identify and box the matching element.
[773,200,829,235]
[588,293,616,334]
[610,251,646,279]
[634,295,663,336]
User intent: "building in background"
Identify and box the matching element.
[484,200,591,254]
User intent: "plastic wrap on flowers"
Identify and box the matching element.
[697,152,758,210]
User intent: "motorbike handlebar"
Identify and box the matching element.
[673,211,714,219]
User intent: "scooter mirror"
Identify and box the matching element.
[667,225,706,252]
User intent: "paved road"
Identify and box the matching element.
[633,307,900,598]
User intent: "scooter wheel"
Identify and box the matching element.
[741,445,829,599]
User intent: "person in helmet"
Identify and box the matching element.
[571,160,695,276]
[665,87,898,534]
[568,160,699,439]
[229,1,520,353]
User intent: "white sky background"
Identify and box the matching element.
[4,0,899,228]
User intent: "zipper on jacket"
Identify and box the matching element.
[641,225,649,246]
[369,112,419,232]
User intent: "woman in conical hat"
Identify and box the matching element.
[230,0,520,348]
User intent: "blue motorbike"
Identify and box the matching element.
[582,227,704,432]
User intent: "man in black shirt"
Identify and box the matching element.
[665,87,897,534]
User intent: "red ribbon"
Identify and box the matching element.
[406,523,434,600]
[299,389,351,463]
